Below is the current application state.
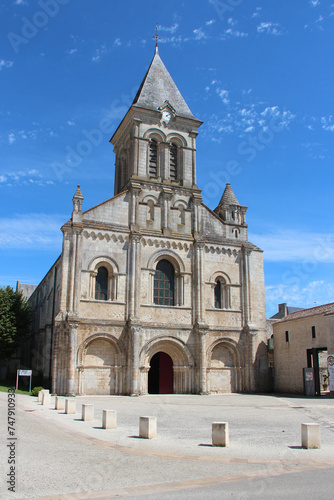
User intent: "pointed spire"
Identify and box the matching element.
[219,183,240,206]
[72,185,84,223]
[132,49,196,119]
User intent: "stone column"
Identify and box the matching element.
[189,131,198,187]
[161,188,173,236]
[59,231,70,312]
[72,228,83,313]
[66,322,77,396]
[127,233,141,321]
[193,240,205,324]
[131,119,141,176]
[130,326,141,395]
[196,326,208,394]
[241,245,257,392]
[129,182,141,230]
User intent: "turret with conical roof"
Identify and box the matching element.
[110,47,202,196]
[214,183,248,240]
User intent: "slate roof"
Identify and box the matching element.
[270,306,304,320]
[132,47,196,119]
[273,302,334,324]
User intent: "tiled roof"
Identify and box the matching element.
[273,302,334,323]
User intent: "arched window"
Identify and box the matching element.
[95,266,108,300]
[214,280,222,309]
[170,143,178,180]
[214,278,230,309]
[154,259,175,306]
[149,139,158,177]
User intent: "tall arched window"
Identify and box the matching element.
[95,266,108,300]
[170,143,178,180]
[214,278,230,309]
[154,259,175,306]
[214,280,222,309]
[149,139,158,177]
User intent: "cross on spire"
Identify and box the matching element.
[152,22,161,47]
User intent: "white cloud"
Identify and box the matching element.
[0,60,14,71]
[92,44,108,63]
[310,0,320,6]
[321,116,334,131]
[204,85,296,138]
[257,22,286,35]
[216,88,229,104]
[67,120,75,126]
[251,7,262,18]
[8,133,16,145]
[0,169,54,187]
[66,48,78,55]
[248,229,334,263]
[14,0,28,5]
[113,38,121,47]
[206,19,216,26]
[0,214,64,249]
[193,28,208,40]
[159,24,179,34]
[266,281,334,316]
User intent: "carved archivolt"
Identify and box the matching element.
[207,338,242,368]
[209,271,231,285]
[83,231,128,243]
[77,332,126,367]
[141,238,191,251]
[140,336,194,369]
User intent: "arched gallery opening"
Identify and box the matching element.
[148,351,174,394]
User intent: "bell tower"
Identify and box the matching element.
[110,47,203,196]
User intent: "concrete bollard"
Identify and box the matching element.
[65,398,76,414]
[102,410,117,429]
[38,389,49,402]
[55,396,65,410]
[82,404,94,421]
[212,422,229,447]
[42,391,51,406]
[139,416,157,439]
[301,423,321,449]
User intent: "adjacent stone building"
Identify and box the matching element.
[273,303,334,395]
[26,48,269,395]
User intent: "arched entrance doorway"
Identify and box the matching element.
[148,352,173,394]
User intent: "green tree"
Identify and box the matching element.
[0,286,32,360]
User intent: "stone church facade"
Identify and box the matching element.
[27,48,269,395]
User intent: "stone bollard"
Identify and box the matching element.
[139,416,157,439]
[212,422,229,447]
[102,410,117,429]
[65,398,76,414]
[42,391,51,406]
[55,396,65,410]
[301,423,321,449]
[82,404,94,421]
[38,389,49,402]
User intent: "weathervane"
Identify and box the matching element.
[152,22,161,47]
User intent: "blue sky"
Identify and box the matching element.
[0,0,333,317]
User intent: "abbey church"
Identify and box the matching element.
[26,47,269,395]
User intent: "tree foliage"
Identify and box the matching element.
[0,286,32,360]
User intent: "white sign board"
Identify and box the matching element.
[19,370,32,376]
[16,369,32,392]
[328,355,334,391]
